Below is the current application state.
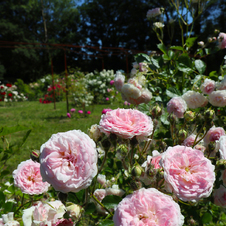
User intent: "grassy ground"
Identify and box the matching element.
[0,101,122,173]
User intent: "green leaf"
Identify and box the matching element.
[201,212,212,224]
[150,57,160,69]
[98,220,114,226]
[137,103,150,115]
[0,125,30,137]
[166,87,181,98]
[160,113,170,125]
[3,202,14,212]
[157,43,167,55]
[0,191,5,207]
[17,129,32,149]
[195,59,206,74]
[170,46,184,51]
[162,53,170,61]
[177,53,193,73]
[134,53,150,63]
[209,71,218,80]
[167,50,174,60]
[84,202,96,214]
[185,37,197,48]
[102,195,122,210]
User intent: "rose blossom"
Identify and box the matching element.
[217,75,226,90]
[106,184,125,197]
[87,124,102,142]
[13,159,50,195]
[203,126,225,145]
[40,130,98,193]
[209,90,226,107]
[213,185,226,207]
[113,188,184,226]
[161,145,215,202]
[183,134,196,147]
[216,135,226,159]
[22,200,65,226]
[102,108,112,114]
[97,174,107,186]
[200,78,215,94]
[114,71,125,92]
[146,8,162,19]
[121,84,141,99]
[99,108,153,140]
[218,32,226,49]
[182,91,208,109]
[167,96,187,118]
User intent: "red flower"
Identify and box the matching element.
[39,98,43,103]
[6,83,12,87]
[1,92,6,95]
[0,86,4,89]
[8,93,13,97]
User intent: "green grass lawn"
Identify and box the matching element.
[0,101,122,173]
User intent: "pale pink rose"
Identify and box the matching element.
[127,78,142,90]
[13,159,50,195]
[217,135,226,159]
[121,84,141,99]
[139,62,148,72]
[147,8,162,19]
[183,134,196,147]
[194,144,206,153]
[213,185,226,207]
[167,96,187,118]
[203,126,225,145]
[22,200,65,226]
[40,130,98,193]
[217,75,226,90]
[218,32,226,49]
[209,90,226,107]
[136,88,152,104]
[114,71,125,92]
[182,91,208,109]
[150,150,163,169]
[1,213,20,226]
[93,189,107,202]
[161,145,215,202]
[200,78,215,94]
[132,62,139,69]
[106,185,125,197]
[99,108,153,140]
[97,174,106,186]
[113,188,184,226]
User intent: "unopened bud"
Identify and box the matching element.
[87,124,102,142]
[184,110,195,122]
[66,204,82,221]
[131,164,144,178]
[30,150,40,162]
[151,105,162,118]
[204,109,215,121]
[168,114,177,123]
[216,159,226,170]
[147,166,157,178]
[198,41,204,46]
[178,129,187,141]
[214,29,220,34]
[208,37,212,42]
[130,180,142,190]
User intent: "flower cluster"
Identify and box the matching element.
[0,83,27,102]
[114,70,152,105]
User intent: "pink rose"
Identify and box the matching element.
[70,108,75,112]
[182,91,208,109]
[114,71,125,92]
[97,174,106,186]
[183,134,196,147]
[99,108,153,140]
[113,188,184,226]
[217,135,226,159]
[106,184,125,197]
[40,130,97,193]
[67,113,71,118]
[110,80,115,85]
[13,159,50,195]
[105,97,109,101]
[87,111,91,114]
[161,145,215,202]
[94,189,107,202]
[213,185,226,207]
[218,32,226,49]
[78,110,83,114]
[167,96,187,118]
[209,90,226,107]
[102,108,112,114]
[146,8,162,19]
[217,75,226,90]
[203,126,225,145]
[53,218,73,226]
[22,200,65,226]
[200,78,215,94]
